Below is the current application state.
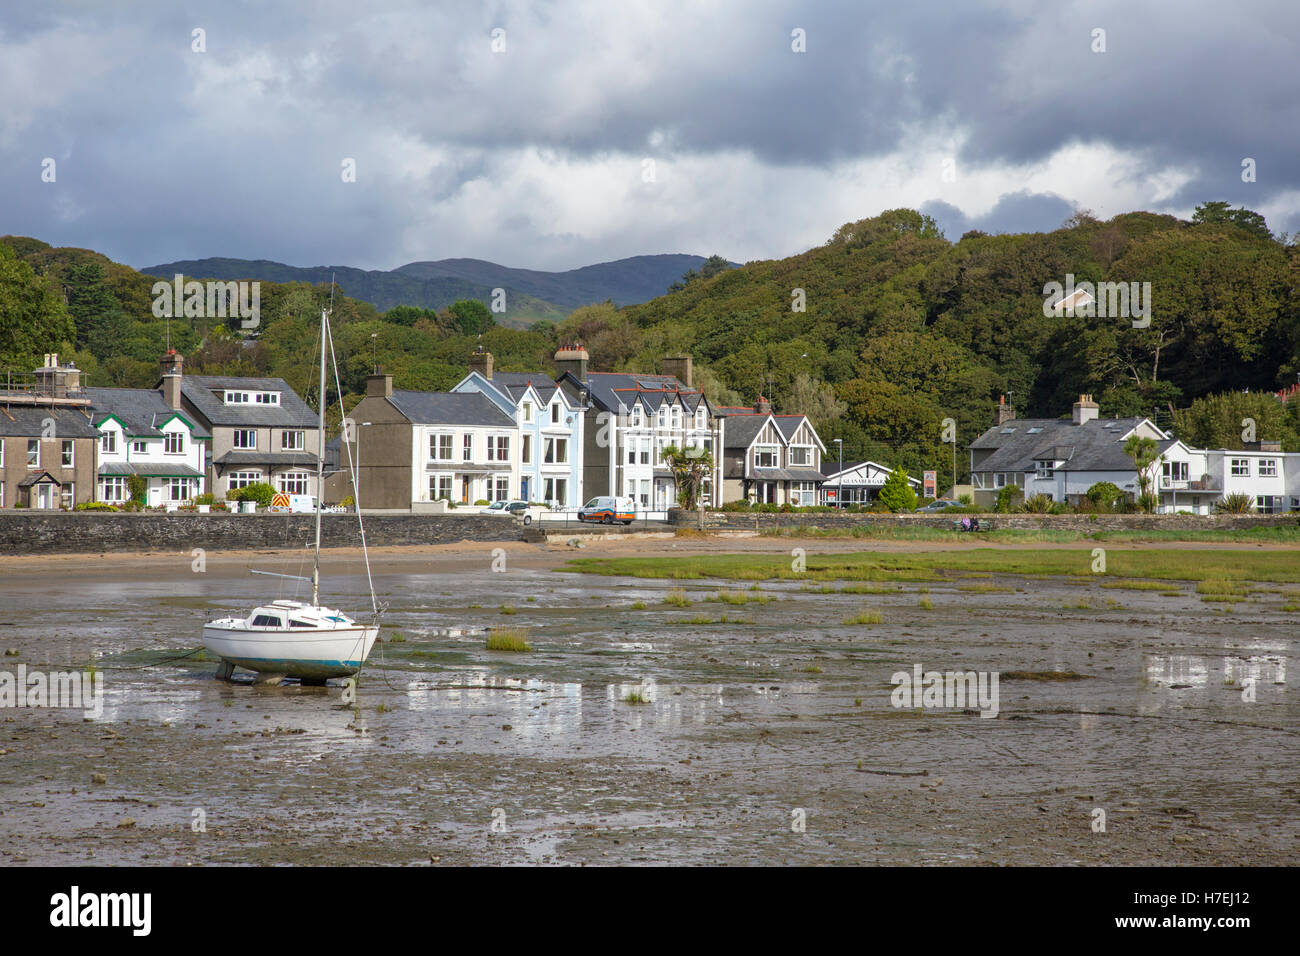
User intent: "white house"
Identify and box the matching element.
[87,386,208,506]
[451,348,584,508]
[817,460,923,506]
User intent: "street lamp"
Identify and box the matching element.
[833,438,843,509]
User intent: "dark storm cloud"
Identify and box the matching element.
[1,0,1296,271]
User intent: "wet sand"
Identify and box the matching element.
[0,535,1295,865]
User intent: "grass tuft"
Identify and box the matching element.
[485,627,532,652]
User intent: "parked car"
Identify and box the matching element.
[479,501,511,515]
[578,496,636,525]
[503,500,530,515]
[916,498,961,513]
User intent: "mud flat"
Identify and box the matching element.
[0,537,1295,865]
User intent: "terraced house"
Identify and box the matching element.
[341,372,519,510]
[715,398,826,505]
[556,347,722,510]
[87,358,209,506]
[174,358,322,499]
[0,354,98,509]
[451,347,583,508]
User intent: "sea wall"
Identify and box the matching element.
[0,512,520,555]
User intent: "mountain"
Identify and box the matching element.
[141,253,719,328]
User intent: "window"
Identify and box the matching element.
[994,473,1006,489]
[289,619,314,629]
[224,391,250,405]
[523,402,533,422]
[1000,427,1016,434]
[639,438,650,465]
[520,435,531,464]
[485,435,509,461]
[430,434,453,461]
[494,476,509,501]
[165,432,184,455]
[1230,458,1250,477]
[639,479,649,507]
[255,392,280,405]
[1162,461,1188,482]
[61,484,74,509]
[61,440,74,468]
[280,431,303,452]
[630,406,642,427]
[551,403,561,424]
[657,406,668,428]
[27,439,39,467]
[99,431,115,455]
[1256,495,1280,515]
[100,476,127,502]
[544,438,568,464]
[1035,461,1054,478]
[430,475,452,501]
[227,471,260,490]
[555,478,566,504]
[627,442,636,465]
[167,477,192,501]
[1260,459,1278,477]
[131,440,147,455]
[233,429,256,450]
[670,406,681,429]
[277,472,309,495]
[695,409,706,429]
[755,445,778,468]
[789,446,811,466]
[0,440,4,468]
[250,614,284,628]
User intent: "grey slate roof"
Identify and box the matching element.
[213,451,319,468]
[970,417,1149,473]
[722,414,771,449]
[388,390,516,428]
[821,459,867,477]
[98,462,204,477]
[489,372,559,404]
[86,387,209,438]
[181,375,317,428]
[0,404,99,438]
[568,372,704,414]
[773,415,808,440]
[18,470,61,487]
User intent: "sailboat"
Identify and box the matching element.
[203,305,380,684]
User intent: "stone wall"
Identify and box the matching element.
[0,512,520,555]
[666,508,1299,533]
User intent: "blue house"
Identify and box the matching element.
[451,348,585,509]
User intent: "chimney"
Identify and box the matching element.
[554,342,589,383]
[996,394,1016,426]
[1072,393,1099,425]
[754,394,772,415]
[366,371,393,399]
[662,354,693,389]
[469,347,493,381]
[1260,439,1282,452]
[33,353,80,397]
[160,349,183,410]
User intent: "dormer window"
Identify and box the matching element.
[551,403,561,424]
[255,392,280,405]
[523,402,533,422]
[224,390,250,404]
[1035,461,1054,478]
[630,405,642,427]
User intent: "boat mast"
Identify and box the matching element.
[312,306,327,606]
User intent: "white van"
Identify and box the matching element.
[578,496,636,525]
[270,494,317,514]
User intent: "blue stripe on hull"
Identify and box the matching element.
[221,657,364,679]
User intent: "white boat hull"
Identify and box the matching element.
[202,622,379,680]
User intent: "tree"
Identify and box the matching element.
[995,484,1024,513]
[878,467,917,512]
[1085,481,1124,512]
[1123,434,1160,512]
[668,254,731,292]
[447,299,495,336]
[1171,391,1297,451]
[787,371,846,429]
[1192,201,1272,241]
[661,445,714,511]
[0,243,75,370]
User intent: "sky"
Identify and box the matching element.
[2,0,1297,273]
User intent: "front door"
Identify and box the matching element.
[520,477,530,502]
[461,477,470,503]
[35,484,52,509]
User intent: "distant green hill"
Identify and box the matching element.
[141,253,721,328]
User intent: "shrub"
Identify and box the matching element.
[994,484,1024,513]
[1022,493,1055,513]
[194,493,216,506]
[75,502,119,512]
[1214,492,1255,514]
[237,482,276,507]
[474,499,490,506]
[957,493,973,505]
[339,494,355,509]
[127,474,147,504]
[1084,481,1123,512]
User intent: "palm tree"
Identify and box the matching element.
[1123,434,1159,513]
[662,444,715,511]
